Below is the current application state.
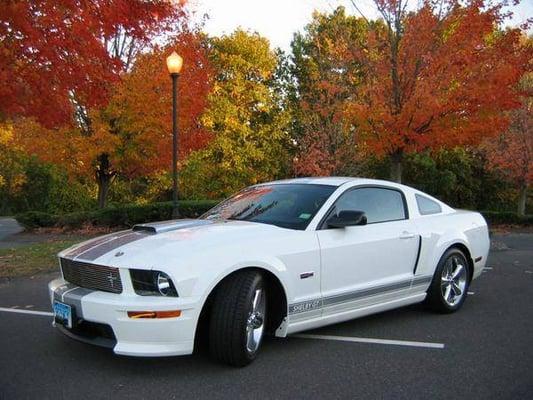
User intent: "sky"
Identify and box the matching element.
[189,0,532,51]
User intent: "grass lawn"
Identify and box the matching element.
[0,236,92,278]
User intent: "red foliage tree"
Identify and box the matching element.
[485,72,532,215]
[346,0,530,182]
[0,0,183,128]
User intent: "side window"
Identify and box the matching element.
[416,194,442,215]
[333,187,407,224]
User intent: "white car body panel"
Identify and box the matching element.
[318,219,419,312]
[48,177,490,356]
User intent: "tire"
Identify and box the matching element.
[426,248,470,313]
[209,270,267,367]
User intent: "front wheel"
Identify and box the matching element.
[426,248,470,313]
[209,270,266,366]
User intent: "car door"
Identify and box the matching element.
[316,186,420,315]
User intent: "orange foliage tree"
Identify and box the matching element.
[346,0,530,182]
[102,31,213,192]
[13,30,213,207]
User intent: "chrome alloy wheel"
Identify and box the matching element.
[441,255,467,306]
[246,289,266,353]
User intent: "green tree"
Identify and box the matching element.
[181,30,290,198]
[290,7,369,176]
[0,123,26,214]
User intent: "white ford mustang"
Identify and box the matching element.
[49,177,490,366]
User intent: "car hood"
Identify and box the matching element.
[59,219,286,269]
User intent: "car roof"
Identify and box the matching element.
[259,177,454,212]
[260,176,403,188]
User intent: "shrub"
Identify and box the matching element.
[16,211,60,228]
[1,155,95,215]
[16,200,219,229]
[481,211,533,226]
[17,202,531,230]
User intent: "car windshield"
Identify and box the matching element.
[201,184,336,230]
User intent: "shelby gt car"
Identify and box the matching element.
[49,177,490,366]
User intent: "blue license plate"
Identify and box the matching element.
[53,300,72,329]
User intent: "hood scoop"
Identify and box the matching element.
[132,219,213,234]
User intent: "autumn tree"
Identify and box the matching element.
[346,0,529,182]
[0,0,183,127]
[2,0,190,207]
[485,71,532,215]
[100,31,213,204]
[13,30,213,208]
[290,7,369,176]
[181,30,290,199]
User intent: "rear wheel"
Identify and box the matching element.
[426,248,470,313]
[209,270,266,366]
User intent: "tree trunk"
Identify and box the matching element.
[390,151,403,183]
[97,176,111,209]
[95,153,115,209]
[517,183,528,216]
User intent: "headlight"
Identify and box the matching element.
[156,272,173,296]
[130,269,178,297]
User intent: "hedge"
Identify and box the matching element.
[480,211,533,226]
[16,204,532,230]
[16,200,219,229]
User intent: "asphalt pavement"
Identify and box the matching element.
[0,218,23,242]
[0,232,532,399]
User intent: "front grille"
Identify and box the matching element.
[60,258,123,294]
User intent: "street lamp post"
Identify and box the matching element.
[166,51,183,219]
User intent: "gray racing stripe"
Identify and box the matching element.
[64,230,131,258]
[322,278,413,308]
[53,286,94,319]
[62,288,94,319]
[53,282,78,301]
[289,276,434,315]
[66,220,213,262]
[411,275,433,286]
[75,231,150,261]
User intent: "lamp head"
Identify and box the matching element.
[166,51,183,75]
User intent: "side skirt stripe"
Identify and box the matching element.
[289,275,433,315]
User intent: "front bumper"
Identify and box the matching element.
[48,278,201,357]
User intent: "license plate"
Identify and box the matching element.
[53,300,72,329]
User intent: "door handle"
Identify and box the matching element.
[399,231,416,239]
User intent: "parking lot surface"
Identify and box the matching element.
[0,233,532,399]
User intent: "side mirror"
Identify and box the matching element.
[327,210,367,229]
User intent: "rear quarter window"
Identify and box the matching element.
[416,194,442,215]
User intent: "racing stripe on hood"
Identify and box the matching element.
[64,230,132,258]
[74,231,150,261]
[69,219,214,261]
